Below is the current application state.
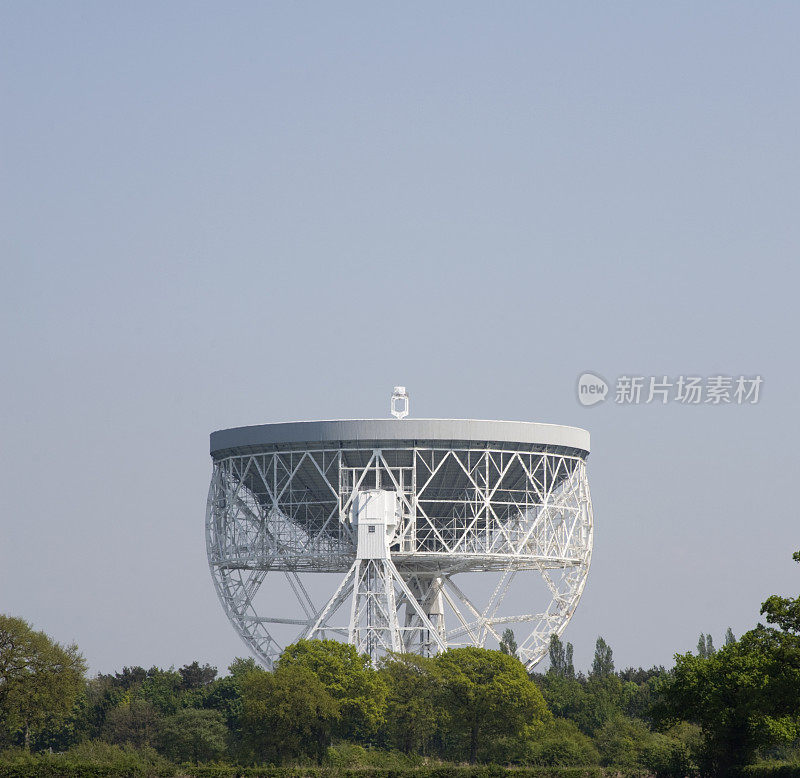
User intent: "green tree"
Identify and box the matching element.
[102,696,160,748]
[593,714,653,768]
[725,627,736,646]
[240,663,339,764]
[0,615,85,750]
[618,665,666,685]
[539,639,631,737]
[499,629,519,659]
[761,552,800,632]
[227,657,259,678]
[622,670,666,724]
[107,667,147,689]
[158,708,227,763]
[641,724,700,778]
[435,647,548,762]
[565,642,575,679]
[279,639,387,741]
[658,638,778,772]
[594,714,696,776]
[202,662,261,762]
[80,674,124,741]
[548,634,566,675]
[590,636,614,679]
[698,633,717,658]
[576,675,629,735]
[34,688,89,751]
[521,717,599,767]
[547,634,576,678]
[379,653,440,754]
[139,667,182,716]
[178,661,217,690]
[657,551,800,775]
[696,634,707,658]
[537,672,586,722]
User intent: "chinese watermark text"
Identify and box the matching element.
[577,373,762,406]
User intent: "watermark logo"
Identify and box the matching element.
[577,373,609,406]
[576,374,763,406]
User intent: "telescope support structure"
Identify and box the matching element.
[303,489,447,662]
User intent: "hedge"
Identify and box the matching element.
[741,764,800,778]
[0,763,648,778]
[185,768,617,778]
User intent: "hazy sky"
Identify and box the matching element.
[2,2,798,676]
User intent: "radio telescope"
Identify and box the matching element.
[206,396,593,669]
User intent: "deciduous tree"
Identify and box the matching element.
[549,634,566,676]
[102,697,160,748]
[435,647,548,762]
[379,653,440,754]
[279,639,387,741]
[0,615,85,750]
[590,636,614,679]
[565,642,575,679]
[158,708,227,763]
[657,551,800,775]
[499,629,519,660]
[240,663,339,764]
[696,634,707,658]
[179,661,217,690]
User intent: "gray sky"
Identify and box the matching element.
[2,2,798,676]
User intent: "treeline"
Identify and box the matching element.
[0,627,729,776]
[2,638,553,766]
[2,551,800,777]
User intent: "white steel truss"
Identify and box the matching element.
[206,445,593,669]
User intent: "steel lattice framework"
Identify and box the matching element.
[206,419,593,669]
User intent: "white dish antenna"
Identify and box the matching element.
[206,416,594,669]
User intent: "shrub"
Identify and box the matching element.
[640,731,697,777]
[325,742,422,769]
[0,740,175,776]
[527,719,601,767]
[486,719,599,767]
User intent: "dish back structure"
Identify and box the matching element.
[206,418,593,669]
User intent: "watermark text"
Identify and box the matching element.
[577,373,763,406]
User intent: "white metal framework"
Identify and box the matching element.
[206,419,593,669]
